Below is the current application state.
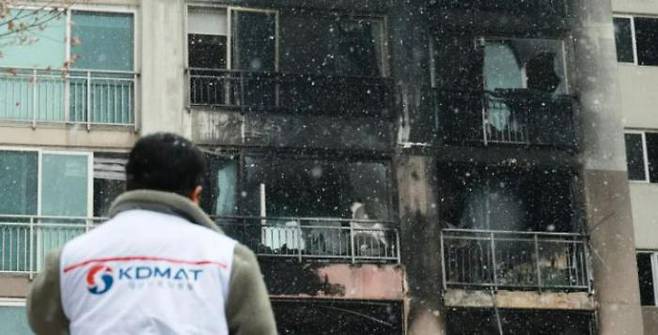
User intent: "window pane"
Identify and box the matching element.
[0,151,38,215]
[201,156,238,217]
[41,153,89,217]
[614,18,635,63]
[188,34,227,69]
[93,153,127,217]
[637,253,656,306]
[625,133,647,180]
[646,133,658,183]
[634,18,658,66]
[0,306,31,334]
[231,11,276,72]
[0,9,66,68]
[71,11,134,71]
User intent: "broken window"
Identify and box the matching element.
[242,156,393,256]
[624,131,658,182]
[281,16,385,76]
[438,164,577,232]
[637,252,657,306]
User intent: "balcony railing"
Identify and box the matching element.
[0,214,399,276]
[434,89,577,148]
[440,229,589,291]
[0,67,137,128]
[188,68,394,118]
[214,216,400,263]
[430,0,568,17]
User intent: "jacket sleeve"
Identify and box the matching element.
[226,244,277,335]
[26,248,69,335]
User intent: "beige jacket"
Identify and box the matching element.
[26,190,277,335]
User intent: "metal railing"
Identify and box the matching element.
[440,228,589,291]
[214,216,400,263]
[0,214,400,276]
[0,67,137,128]
[434,89,577,148]
[431,0,568,16]
[0,215,104,276]
[188,68,394,117]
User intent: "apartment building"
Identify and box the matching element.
[0,0,643,334]
[613,1,658,334]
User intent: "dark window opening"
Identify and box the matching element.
[93,153,127,217]
[625,133,646,181]
[446,308,595,335]
[614,17,634,63]
[438,164,578,232]
[634,17,658,66]
[272,300,403,335]
[188,34,227,69]
[637,252,656,306]
[646,133,658,183]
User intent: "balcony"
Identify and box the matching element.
[0,67,137,129]
[440,229,590,292]
[0,215,399,276]
[434,89,577,148]
[188,69,394,118]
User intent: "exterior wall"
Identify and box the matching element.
[630,183,658,249]
[612,0,658,14]
[139,0,188,136]
[618,66,658,129]
[642,307,658,335]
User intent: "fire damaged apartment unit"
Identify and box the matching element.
[0,0,647,334]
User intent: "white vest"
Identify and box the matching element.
[60,210,237,335]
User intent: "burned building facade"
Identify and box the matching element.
[0,0,646,334]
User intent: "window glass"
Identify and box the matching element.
[614,17,634,63]
[0,151,38,215]
[0,9,66,68]
[201,156,238,217]
[188,9,227,69]
[0,306,31,334]
[637,253,656,306]
[634,18,658,66]
[625,133,647,181]
[231,10,276,72]
[93,153,127,217]
[41,153,89,217]
[71,11,134,71]
[646,133,658,183]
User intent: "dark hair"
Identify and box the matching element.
[126,132,206,196]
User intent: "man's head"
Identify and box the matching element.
[126,133,206,203]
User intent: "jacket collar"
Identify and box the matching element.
[108,190,222,233]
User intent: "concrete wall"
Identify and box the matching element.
[642,307,658,335]
[630,183,658,249]
[618,66,658,129]
[613,0,658,14]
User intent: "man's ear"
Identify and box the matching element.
[189,185,203,205]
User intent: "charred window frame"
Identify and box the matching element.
[240,154,395,221]
[624,130,658,183]
[613,15,658,66]
[93,152,128,217]
[637,251,658,306]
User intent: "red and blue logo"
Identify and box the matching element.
[86,264,114,295]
